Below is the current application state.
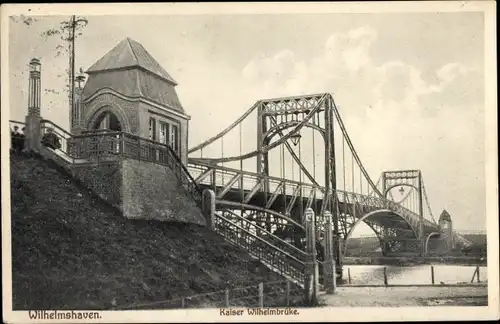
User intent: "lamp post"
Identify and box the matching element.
[25,58,42,151]
[28,58,41,116]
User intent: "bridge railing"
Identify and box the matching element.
[188,161,326,202]
[213,212,306,285]
[335,190,437,234]
[218,209,308,262]
[37,121,203,206]
[188,159,440,240]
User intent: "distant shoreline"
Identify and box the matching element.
[343,256,487,266]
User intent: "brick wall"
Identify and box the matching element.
[121,159,206,225]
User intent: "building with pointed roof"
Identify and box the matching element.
[72,38,190,164]
[439,209,452,223]
[438,209,454,251]
[86,37,178,85]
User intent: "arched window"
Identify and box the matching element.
[92,111,122,131]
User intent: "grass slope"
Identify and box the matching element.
[10,153,286,310]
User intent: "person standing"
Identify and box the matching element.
[11,126,21,154]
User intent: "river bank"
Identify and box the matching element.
[319,285,488,307]
[343,256,487,266]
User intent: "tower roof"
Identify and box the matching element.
[439,209,452,222]
[86,38,177,85]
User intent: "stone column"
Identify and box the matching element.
[202,189,216,230]
[25,58,42,152]
[323,211,336,294]
[304,208,318,305]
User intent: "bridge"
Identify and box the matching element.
[12,49,471,293]
[185,93,470,261]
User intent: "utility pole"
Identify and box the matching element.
[68,15,76,129]
[65,15,88,130]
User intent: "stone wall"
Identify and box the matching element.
[71,161,123,210]
[121,159,206,225]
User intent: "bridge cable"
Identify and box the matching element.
[351,149,355,192]
[329,94,382,196]
[410,190,414,213]
[342,136,346,192]
[312,114,316,179]
[188,101,259,154]
[221,136,224,185]
[359,168,363,195]
[421,175,437,224]
[190,94,328,164]
[268,115,321,187]
[298,135,302,184]
[239,122,244,210]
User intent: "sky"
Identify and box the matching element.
[8,12,486,234]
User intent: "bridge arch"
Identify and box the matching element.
[384,183,419,197]
[216,200,305,230]
[343,209,419,257]
[424,232,440,255]
[263,121,326,143]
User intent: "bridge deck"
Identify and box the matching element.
[198,183,437,235]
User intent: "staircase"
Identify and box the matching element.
[213,210,307,287]
[19,119,308,288]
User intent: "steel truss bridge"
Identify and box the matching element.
[186,93,471,268]
[12,92,471,288]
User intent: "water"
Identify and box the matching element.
[342,265,488,285]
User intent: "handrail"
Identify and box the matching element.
[40,119,73,137]
[189,160,323,189]
[221,209,307,258]
[9,120,26,125]
[72,130,202,195]
[38,122,204,207]
[215,212,305,266]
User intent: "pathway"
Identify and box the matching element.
[319,285,488,307]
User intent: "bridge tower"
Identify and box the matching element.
[381,170,425,255]
[73,38,191,164]
[256,94,341,276]
[438,209,454,252]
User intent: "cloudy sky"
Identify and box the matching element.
[8,12,486,233]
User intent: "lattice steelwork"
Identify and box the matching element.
[21,91,468,279]
[186,93,461,273]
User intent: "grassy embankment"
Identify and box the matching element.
[10,153,296,310]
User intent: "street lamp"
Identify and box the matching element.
[29,58,41,73]
[75,73,86,90]
[290,132,302,146]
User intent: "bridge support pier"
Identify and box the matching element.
[202,189,216,230]
[25,114,42,153]
[304,208,318,305]
[323,211,336,294]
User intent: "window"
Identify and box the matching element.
[159,121,169,144]
[149,117,156,140]
[171,125,179,153]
